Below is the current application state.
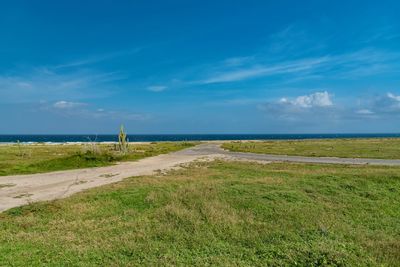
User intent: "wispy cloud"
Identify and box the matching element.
[0,48,140,102]
[53,47,143,69]
[147,85,167,92]
[53,100,86,109]
[265,24,325,56]
[0,49,150,125]
[41,100,150,121]
[207,97,267,106]
[222,56,254,67]
[103,25,400,94]
[361,25,400,44]
[201,57,330,84]
[173,24,400,86]
[356,109,374,115]
[0,68,124,103]
[360,92,400,115]
[199,48,400,84]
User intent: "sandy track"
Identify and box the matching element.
[2,143,400,212]
[0,145,223,212]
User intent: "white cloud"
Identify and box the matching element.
[387,93,400,102]
[259,91,400,122]
[147,85,167,92]
[268,91,400,121]
[356,109,374,115]
[53,101,86,109]
[279,91,333,108]
[258,91,338,123]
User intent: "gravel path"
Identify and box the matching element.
[214,144,400,166]
[1,143,400,212]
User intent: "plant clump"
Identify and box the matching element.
[118,125,129,154]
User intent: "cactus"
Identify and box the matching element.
[118,125,129,154]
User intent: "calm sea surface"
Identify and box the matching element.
[1,134,400,143]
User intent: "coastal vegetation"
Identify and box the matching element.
[117,125,129,154]
[223,138,400,159]
[1,160,399,265]
[0,142,196,176]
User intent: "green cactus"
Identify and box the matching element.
[118,125,129,154]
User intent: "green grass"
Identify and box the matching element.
[0,142,196,176]
[1,161,399,266]
[222,138,400,159]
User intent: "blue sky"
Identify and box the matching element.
[1,0,400,134]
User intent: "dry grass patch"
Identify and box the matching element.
[0,142,197,176]
[223,138,400,159]
[0,160,399,266]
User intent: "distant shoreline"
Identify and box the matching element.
[1,133,400,144]
[1,135,400,145]
[0,140,234,145]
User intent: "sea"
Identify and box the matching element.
[1,133,400,143]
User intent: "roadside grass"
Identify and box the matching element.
[222,138,400,159]
[0,160,399,266]
[0,142,196,176]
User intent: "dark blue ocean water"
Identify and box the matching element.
[1,134,400,143]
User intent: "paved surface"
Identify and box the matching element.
[1,143,400,212]
[192,144,400,166]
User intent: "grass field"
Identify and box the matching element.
[1,160,399,266]
[0,142,196,176]
[222,138,400,159]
